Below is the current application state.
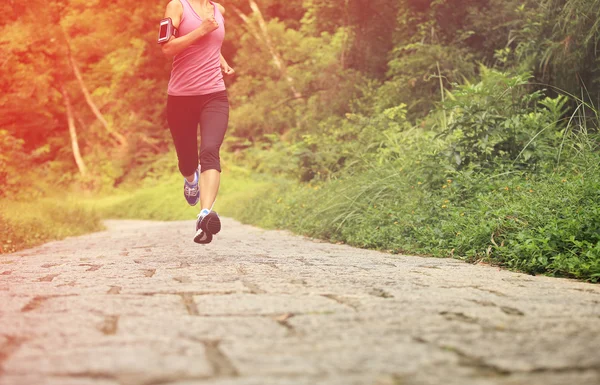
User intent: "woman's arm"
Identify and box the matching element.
[220,53,235,75]
[161,0,219,59]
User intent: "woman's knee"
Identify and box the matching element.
[200,144,222,172]
[179,159,199,177]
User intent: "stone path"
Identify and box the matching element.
[0,219,599,385]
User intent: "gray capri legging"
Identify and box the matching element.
[166,90,229,176]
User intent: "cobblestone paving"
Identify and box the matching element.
[1,219,599,385]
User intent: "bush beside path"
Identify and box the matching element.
[0,218,599,385]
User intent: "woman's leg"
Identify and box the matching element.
[198,90,229,211]
[199,170,220,211]
[167,95,202,179]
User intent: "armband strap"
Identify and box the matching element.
[158,17,178,44]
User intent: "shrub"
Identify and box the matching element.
[435,68,568,173]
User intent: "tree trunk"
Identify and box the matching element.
[60,84,87,176]
[231,2,302,99]
[341,0,350,69]
[61,28,128,149]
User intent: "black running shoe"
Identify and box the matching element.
[193,229,213,244]
[193,211,221,244]
[201,211,221,235]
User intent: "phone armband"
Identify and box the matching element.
[158,17,177,44]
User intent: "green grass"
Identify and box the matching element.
[0,167,272,254]
[0,198,104,254]
[86,167,274,221]
[4,165,598,282]
[219,165,600,282]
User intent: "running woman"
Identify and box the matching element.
[161,0,234,244]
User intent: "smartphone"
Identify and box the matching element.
[158,17,175,44]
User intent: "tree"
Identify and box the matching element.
[62,27,128,150]
[230,0,303,98]
[60,83,87,175]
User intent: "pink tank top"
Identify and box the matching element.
[167,0,226,96]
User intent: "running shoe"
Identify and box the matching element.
[193,228,213,244]
[194,210,221,244]
[184,168,200,206]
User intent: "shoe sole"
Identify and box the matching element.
[201,212,221,235]
[193,229,213,244]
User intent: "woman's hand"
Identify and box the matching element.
[220,53,234,76]
[200,16,219,35]
[221,63,235,75]
[161,1,219,58]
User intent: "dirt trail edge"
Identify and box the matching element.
[1,219,599,385]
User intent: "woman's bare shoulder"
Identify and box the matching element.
[213,2,225,14]
[166,0,183,13]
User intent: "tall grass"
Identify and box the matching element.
[219,72,600,282]
[224,165,600,281]
[0,199,103,253]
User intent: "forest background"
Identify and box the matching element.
[2,0,600,281]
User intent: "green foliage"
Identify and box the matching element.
[379,43,477,117]
[514,0,600,101]
[228,66,600,282]
[88,167,272,221]
[4,0,600,283]
[223,166,600,282]
[383,0,537,117]
[435,68,563,173]
[0,199,103,254]
[302,0,399,77]
[0,130,28,197]
[1,0,176,192]
[5,0,599,189]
